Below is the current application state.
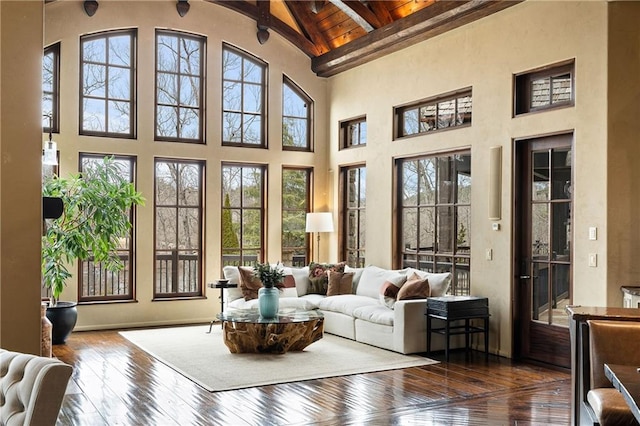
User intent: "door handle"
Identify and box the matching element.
[519,275,531,279]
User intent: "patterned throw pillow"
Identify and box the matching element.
[308,262,346,295]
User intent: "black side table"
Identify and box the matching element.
[207,280,238,333]
[426,295,490,361]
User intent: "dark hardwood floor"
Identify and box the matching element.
[53,328,571,425]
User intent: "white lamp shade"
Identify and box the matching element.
[305,212,334,233]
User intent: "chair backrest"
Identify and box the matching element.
[0,349,73,426]
[587,320,640,389]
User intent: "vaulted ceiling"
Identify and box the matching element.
[208,0,521,77]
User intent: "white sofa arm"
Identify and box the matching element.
[392,299,428,354]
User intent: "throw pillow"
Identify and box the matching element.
[280,274,298,298]
[357,265,407,299]
[406,268,451,297]
[379,280,401,309]
[308,262,346,295]
[238,266,262,301]
[397,272,430,300]
[326,271,354,296]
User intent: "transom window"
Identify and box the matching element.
[221,164,266,266]
[282,76,312,151]
[222,44,267,147]
[78,154,137,302]
[341,165,366,267]
[282,167,312,266]
[340,116,366,149]
[395,89,472,139]
[154,159,204,298]
[515,61,574,115]
[396,152,471,295]
[155,30,205,143]
[80,29,136,137]
[43,42,60,133]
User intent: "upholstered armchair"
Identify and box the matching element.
[0,349,72,426]
[586,320,640,426]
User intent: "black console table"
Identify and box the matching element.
[426,296,490,361]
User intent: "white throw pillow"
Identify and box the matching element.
[357,265,407,299]
[222,266,244,301]
[406,268,452,296]
[290,266,311,296]
[344,266,364,292]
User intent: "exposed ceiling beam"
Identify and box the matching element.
[285,0,332,55]
[327,0,374,32]
[367,0,393,26]
[312,0,521,77]
[342,0,385,29]
[208,0,321,57]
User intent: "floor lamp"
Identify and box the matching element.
[306,212,334,263]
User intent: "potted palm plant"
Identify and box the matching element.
[42,156,145,343]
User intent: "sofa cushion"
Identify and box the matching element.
[280,274,298,298]
[222,265,244,301]
[344,266,365,290]
[285,266,310,296]
[308,262,346,295]
[379,280,401,309]
[327,271,354,296]
[397,272,430,300]
[406,268,451,297]
[317,294,379,316]
[237,266,263,300]
[352,305,395,326]
[357,265,407,299]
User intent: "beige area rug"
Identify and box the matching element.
[120,325,438,392]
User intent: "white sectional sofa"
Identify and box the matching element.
[221,264,452,354]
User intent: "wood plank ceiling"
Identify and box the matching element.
[208,0,521,77]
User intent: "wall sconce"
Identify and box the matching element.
[306,212,334,263]
[83,0,99,17]
[176,0,190,17]
[43,115,58,166]
[488,146,502,220]
[257,26,270,45]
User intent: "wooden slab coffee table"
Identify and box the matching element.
[217,309,324,354]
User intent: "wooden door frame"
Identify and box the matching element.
[512,131,574,364]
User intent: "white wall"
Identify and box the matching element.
[44,0,328,330]
[327,1,610,357]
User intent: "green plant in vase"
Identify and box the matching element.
[42,156,145,305]
[253,263,284,318]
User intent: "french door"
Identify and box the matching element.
[514,134,572,368]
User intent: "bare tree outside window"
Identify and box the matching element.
[282,77,312,150]
[395,89,472,138]
[80,30,135,137]
[221,164,265,266]
[222,44,266,147]
[154,159,204,297]
[282,168,311,266]
[342,165,366,266]
[156,31,205,143]
[79,154,136,302]
[43,43,60,133]
[398,152,471,295]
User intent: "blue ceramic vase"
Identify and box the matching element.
[258,286,279,319]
